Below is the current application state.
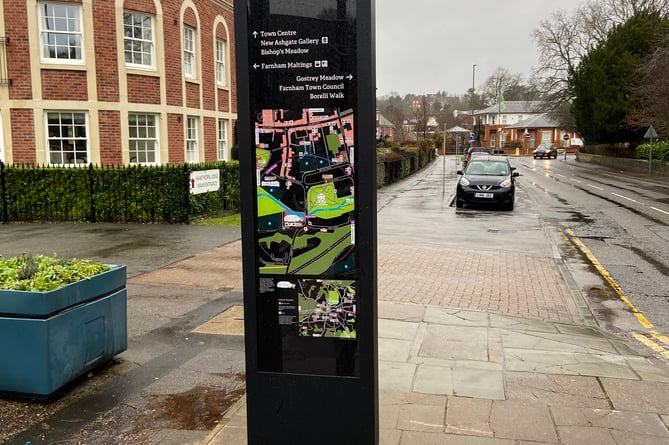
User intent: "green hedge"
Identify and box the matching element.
[0,161,240,223]
[636,140,669,161]
[377,145,436,187]
[1,147,433,223]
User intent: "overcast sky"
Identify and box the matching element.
[375,0,584,97]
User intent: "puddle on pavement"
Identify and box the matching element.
[133,373,246,432]
[562,210,593,224]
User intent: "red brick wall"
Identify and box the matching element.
[124,0,157,14]
[163,3,184,107]
[41,70,88,101]
[218,89,230,112]
[98,110,122,165]
[198,11,215,112]
[185,82,201,109]
[203,116,217,160]
[10,109,36,164]
[92,0,119,102]
[183,8,197,28]
[128,74,161,104]
[167,113,185,163]
[2,0,236,165]
[5,1,32,100]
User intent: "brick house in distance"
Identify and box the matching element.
[376,110,395,143]
[0,0,236,166]
[474,101,581,154]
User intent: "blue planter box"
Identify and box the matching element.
[0,266,127,396]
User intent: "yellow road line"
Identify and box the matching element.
[565,228,653,329]
[564,228,669,354]
[650,331,669,347]
[632,333,669,359]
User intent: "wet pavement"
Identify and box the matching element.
[1,156,669,444]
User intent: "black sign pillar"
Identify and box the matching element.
[235,1,377,444]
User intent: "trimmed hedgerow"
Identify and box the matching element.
[0,161,240,223]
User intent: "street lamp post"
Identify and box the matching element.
[471,64,477,146]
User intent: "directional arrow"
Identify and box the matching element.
[347,74,353,80]
[253,64,259,69]
[252,31,258,38]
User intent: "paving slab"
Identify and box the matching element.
[420,325,489,361]
[505,373,611,409]
[489,400,558,443]
[444,396,494,437]
[599,378,669,413]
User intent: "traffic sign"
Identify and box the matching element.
[524,133,530,139]
[563,133,569,140]
[645,125,658,139]
[469,133,475,141]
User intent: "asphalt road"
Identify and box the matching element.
[517,156,669,345]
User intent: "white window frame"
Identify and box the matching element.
[38,1,84,64]
[45,111,89,165]
[215,38,227,86]
[186,116,199,162]
[541,131,552,144]
[183,26,196,79]
[128,113,159,164]
[123,11,155,69]
[217,118,229,160]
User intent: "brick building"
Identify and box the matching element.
[473,101,581,153]
[0,0,236,166]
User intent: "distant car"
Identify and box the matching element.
[456,156,519,210]
[464,147,491,167]
[533,143,558,159]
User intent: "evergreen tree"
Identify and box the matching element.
[571,10,669,144]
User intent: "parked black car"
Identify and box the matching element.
[533,143,558,159]
[456,156,519,210]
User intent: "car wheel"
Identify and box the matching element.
[505,201,514,210]
[456,199,463,208]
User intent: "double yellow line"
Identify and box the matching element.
[564,228,669,359]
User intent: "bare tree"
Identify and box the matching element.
[413,95,430,140]
[480,68,524,106]
[531,0,669,110]
[383,103,407,142]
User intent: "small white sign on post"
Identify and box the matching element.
[189,169,220,195]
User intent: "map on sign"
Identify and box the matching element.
[255,107,356,277]
[297,279,356,339]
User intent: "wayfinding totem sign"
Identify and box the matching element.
[234,1,378,444]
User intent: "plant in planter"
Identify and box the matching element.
[0,254,127,397]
